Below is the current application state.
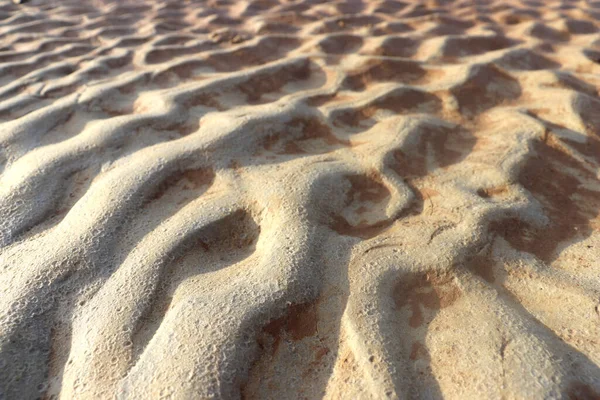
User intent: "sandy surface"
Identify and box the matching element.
[0,0,599,398]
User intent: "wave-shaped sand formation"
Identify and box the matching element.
[0,0,599,398]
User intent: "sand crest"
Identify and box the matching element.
[0,0,599,399]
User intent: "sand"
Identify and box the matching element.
[0,0,599,398]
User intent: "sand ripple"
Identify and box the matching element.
[0,0,599,399]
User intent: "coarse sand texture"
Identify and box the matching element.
[0,0,599,399]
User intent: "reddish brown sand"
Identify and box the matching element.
[0,0,599,399]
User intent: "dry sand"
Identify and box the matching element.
[0,0,599,398]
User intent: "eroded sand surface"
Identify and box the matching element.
[0,0,600,398]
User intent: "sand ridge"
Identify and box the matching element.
[0,0,599,398]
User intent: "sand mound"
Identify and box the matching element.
[0,0,599,399]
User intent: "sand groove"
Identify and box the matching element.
[0,0,599,399]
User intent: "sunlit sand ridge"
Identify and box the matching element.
[0,0,599,398]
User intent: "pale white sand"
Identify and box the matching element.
[0,0,599,398]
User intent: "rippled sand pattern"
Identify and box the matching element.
[0,0,600,398]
